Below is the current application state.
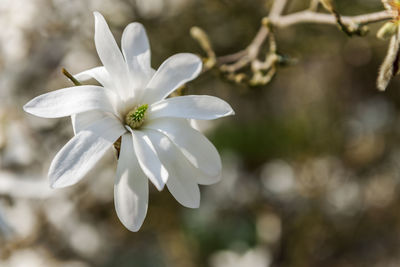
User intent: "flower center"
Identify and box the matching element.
[125,104,148,129]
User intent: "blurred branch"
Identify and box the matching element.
[191,0,392,88]
[190,27,216,70]
[275,10,390,28]
[269,0,288,20]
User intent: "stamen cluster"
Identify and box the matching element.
[125,104,148,129]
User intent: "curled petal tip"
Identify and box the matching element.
[23,100,43,117]
[127,226,141,232]
[129,21,145,28]
[155,182,165,192]
[208,173,223,185]
[223,102,235,117]
[189,201,200,209]
[93,11,105,24]
[49,176,63,189]
[118,216,145,233]
[49,175,74,189]
[49,180,60,189]
[22,103,31,114]
[119,217,143,232]
[223,101,235,116]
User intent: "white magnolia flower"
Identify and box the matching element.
[23,12,234,231]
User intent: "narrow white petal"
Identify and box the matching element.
[24,86,118,118]
[71,114,78,135]
[49,116,126,188]
[141,53,202,104]
[148,95,234,121]
[72,111,122,135]
[122,22,152,91]
[74,66,113,89]
[115,133,148,232]
[128,128,168,191]
[94,12,131,98]
[145,130,200,208]
[144,118,221,184]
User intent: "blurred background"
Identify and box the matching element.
[1,0,400,266]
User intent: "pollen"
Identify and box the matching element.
[125,104,148,129]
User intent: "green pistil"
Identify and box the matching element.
[125,104,148,129]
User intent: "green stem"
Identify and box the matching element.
[62,68,82,86]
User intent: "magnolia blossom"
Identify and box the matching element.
[24,12,234,231]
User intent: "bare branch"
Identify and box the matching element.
[190,26,216,70]
[273,10,391,27]
[192,0,392,87]
[269,0,289,19]
[217,50,247,64]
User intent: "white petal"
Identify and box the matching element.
[122,22,152,91]
[144,118,221,184]
[71,111,102,135]
[74,66,113,89]
[145,130,200,208]
[72,111,121,135]
[115,133,148,232]
[141,53,202,104]
[94,12,131,98]
[148,95,234,121]
[71,115,78,135]
[24,86,118,118]
[128,128,168,191]
[49,116,126,188]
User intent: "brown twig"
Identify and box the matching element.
[269,0,288,19]
[219,10,391,66]
[273,10,391,28]
[191,0,392,87]
[217,50,247,64]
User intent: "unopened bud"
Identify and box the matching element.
[190,26,216,60]
[377,22,398,40]
[262,17,270,27]
[377,34,400,91]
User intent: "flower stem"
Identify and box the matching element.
[62,68,82,86]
